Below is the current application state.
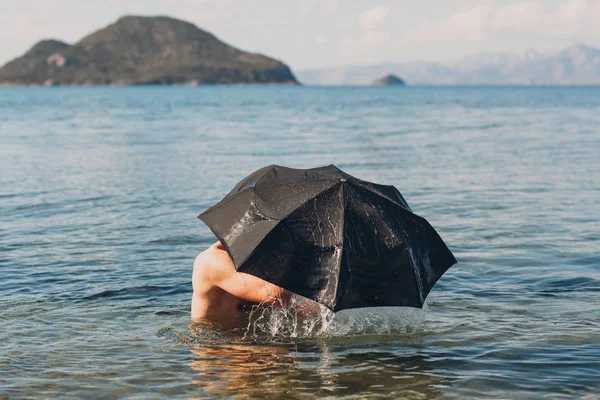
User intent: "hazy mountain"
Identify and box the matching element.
[297,44,600,85]
[0,15,298,86]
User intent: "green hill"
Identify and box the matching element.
[0,15,298,86]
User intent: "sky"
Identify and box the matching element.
[1,0,600,71]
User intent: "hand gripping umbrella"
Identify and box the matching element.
[198,165,456,312]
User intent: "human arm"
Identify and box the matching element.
[218,268,293,308]
[221,271,321,317]
[194,243,292,308]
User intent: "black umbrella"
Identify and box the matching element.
[198,164,456,312]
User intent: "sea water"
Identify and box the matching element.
[1,86,599,398]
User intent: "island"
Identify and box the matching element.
[370,74,406,86]
[0,15,298,86]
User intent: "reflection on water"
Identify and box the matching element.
[189,341,453,399]
[182,306,449,398]
[190,345,293,397]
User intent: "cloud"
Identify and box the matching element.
[359,5,390,29]
[353,5,390,49]
[359,30,389,46]
[488,0,600,37]
[309,0,338,13]
[323,0,339,13]
[403,0,600,44]
[173,0,239,27]
[316,35,328,44]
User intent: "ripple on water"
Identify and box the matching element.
[2,86,600,398]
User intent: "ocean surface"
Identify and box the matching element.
[1,86,599,399]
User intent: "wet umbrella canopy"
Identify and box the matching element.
[199,165,456,312]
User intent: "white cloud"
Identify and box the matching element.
[316,35,328,44]
[352,5,391,50]
[359,5,390,29]
[309,0,338,13]
[403,0,600,44]
[359,30,389,46]
[323,0,339,13]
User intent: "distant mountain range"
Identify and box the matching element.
[0,16,297,86]
[297,44,600,85]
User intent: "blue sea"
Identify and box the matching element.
[1,86,599,399]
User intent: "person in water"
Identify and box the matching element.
[192,241,319,328]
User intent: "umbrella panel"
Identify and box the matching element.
[239,185,345,309]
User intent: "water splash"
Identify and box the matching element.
[163,296,428,346]
[241,295,427,341]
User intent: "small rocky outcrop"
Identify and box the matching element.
[370,74,406,86]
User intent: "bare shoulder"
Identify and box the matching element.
[193,242,235,283]
[192,242,310,310]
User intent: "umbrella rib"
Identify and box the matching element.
[353,181,411,211]
[253,165,278,188]
[273,181,340,222]
[233,182,340,270]
[346,183,426,308]
[366,194,426,308]
[199,166,276,218]
[301,183,339,245]
[353,183,425,224]
[357,185,442,304]
[331,181,346,311]
[198,185,254,217]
